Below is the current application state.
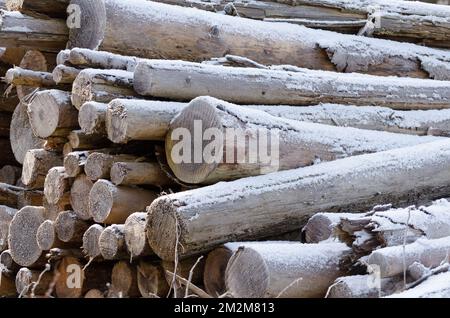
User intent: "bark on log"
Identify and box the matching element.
[71,69,137,110]
[52,64,80,84]
[28,90,78,138]
[54,210,91,243]
[0,205,17,251]
[110,161,173,187]
[68,48,139,71]
[225,242,350,298]
[326,274,403,298]
[136,260,170,298]
[89,179,158,224]
[85,153,140,181]
[386,271,450,298]
[79,102,108,135]
[68,0,450,79]
[98,224,128,260]
[21,149,63,189]
[106,99,185,143]
[110,261,140,298]
[6,0,70,18]
[15,267,53,296]
[68,130,111,150]
[36,220,70,250]
[70,174,93,220]
[82,224,104,260]
[135,60,450,109]
[147,139,450,261]
[0,10,68,52]
[166,96,441,184]
[0,249,19,272]
[124,212,153,259]
[10,103,45,164]
[367,236,450,278]
[0,182,43,209]
[8,206,45,267]
[0,165,21,185]
[44,167,72,205]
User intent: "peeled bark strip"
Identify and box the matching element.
[8,206,45,267]
[111,161,173,187]
[10,103,45,164]
[327,274,403,298]
[54,210,91,243]
[225,242,350,298]
[36,220,69,250]
[82,224,104,259]
[52,64,80,84]
[68,0,450,79]
[0,10,68,52]
[44,167,72,205]
[68,48,139,71]
[137,260,170,298]
[68,130,111,150]
[71,69,137,110]
[5,67,56,87]
[70,174,93,220]
[0,205,17,251]
[22,149,63,189]
[15,267,53,296]
[110,261,140,298]
[89,179,158,224]
[166,96,441,184]
[6,0,70,18]
[148,139,450,261]
[387,271,450,298]
[0,183,43,208]
[98,224,128,260]
[368,236,450,278]
[106,99,186,143]
[135,60,450,109]
[85,153,139,181]
[124,212,153,259]
[79,102,108,135]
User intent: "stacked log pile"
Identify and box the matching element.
[1,0,450,298]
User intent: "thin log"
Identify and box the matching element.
[68,48,139,71]
[21,149,63,189]
[52,64,80,84]
[0,182,43,209]
[27,89,78,138]
[110,261,140,298]
[64,151,90,178]
[124,212,153,259]
[5,67,56,87]
[15,267,53,296]
[79,101,108,135]
[111,161,173,187]
[70,174,93,220]
[136,260,170,298]
[326,274,403,298]
[43,166,72,205]
[67,130,111,150]
[6,0,70,18]
[98,224,128,260]
[56,49,71,65]
[68,0,450,79]
[84,153,140,181]
[82,224,104,260]
[54,210,91,243]
[0,205,17,251]
[89,179,158,224]
[147,139,450,260]
[166,96,441,184]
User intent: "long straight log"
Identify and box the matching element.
[0,183,43,208]
[135,60,450,109]
[67,48,139,71]
[79,102,108,135]
[68,0,450,79]
[89,179,158,224]
[0,205,17,251]
[71,69,137,110]
[147,139,450,261]
[225,242,350,298]
[5,67,56,87]
[124,212,153,259]
[28,90,78,138]
[98,224,128,260]
[82,224,104,260]
[70,174,93,220]
[21,149,63,189]
[68,130,111,150]
[166,96,441,184]
[327,274,403,298]
[6,0,70,18]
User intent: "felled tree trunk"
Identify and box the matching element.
[110,261,140,298]
[67,48,139,71]
[0,183,43,208]
[136,260,170,298]
[386,272,450,298]
[21,149,63,189]
[70,174,93,220]
[123,212,153,259]
[326,274,403,298]
[98,224,128,260]
[82,224,104,260]
[79,102,108,135]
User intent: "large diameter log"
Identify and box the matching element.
[135,60,450,109]
[70,174,93,220]
[0,165,21,184]
[68,48,139,71]
[79,102,108,135]
[367,236,450,278]
[0,10,68,52]
[52,64,80,84]
[124,212,153,259]
[27,90,78,138]
[89,179,158,224]
[110,261,140,298]
[54,210,91,243]
[6,0,70,18]
[15,267,53,297]
[82,224,104,259]
[10,103,45,164]
[22,149,63,189]
[106,99,185,143]
[386,272,450,298]
[0,183,43,208]
[327,274,403,298]
[137,260,170,298]
[111,161,173,187]
[68,0,450,79]
[71,69,137,110]
[0,205,17,251]
[225,242,350,298]
[8,206,45,267]
[44,166,72,205]
[98,224,128,260]
[166,96,441,184]
[147,139,450,261]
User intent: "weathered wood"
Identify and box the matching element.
[68,0,450,79]
[98,224,128,260]
[387,271,450,298]
[36,220,70,250]
[162,255,205,297]
[10,103,45,164]
[111,161,173,187]
[0,10,68,52]
[89,179,158,224]
[15,267,53,296]
[82,224,104,260]
[44,167,72,205]
[68,48,139,71]
[110,261,140,298]
[124,212,153,259]
[6,0,70,18]
[79,102,108,135]
[22,149,63,189]
[166,96,441,184]
[64,151,90,178]
[327,274,403,298]
[0,165,21,185]
[70,174,93,220]
[71,69,137,110]
[52,64,80,84]
[0,46,26,65]
[44,136,67,153]
[5,67,56,87]
[8,206,45,267]
[0,183,43,209]
[106,99,185,143]
[42,196,71,221]
[85,153,140,181]
[0,249,19,272]
[68,130,111,150]
[56,49,71,66]
[54,210,91,243]
[225,242,350,298]
[147,139,450,260]
[0,205,17,251]
[28,90,78,138]
[136,260,170,298]
[135,60,450,109]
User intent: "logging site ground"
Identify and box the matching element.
[2,0,450,306]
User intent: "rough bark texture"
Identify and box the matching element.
[110,161,173,187]
[0,182,43,208]
[68,48,139,71]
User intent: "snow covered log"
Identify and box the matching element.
[5,0,70,18]
[386,271,450,298]
[368,236,450,278]
[166,96,441,184]
[52,65,80,84]
[67,48,139,71]
[224,242,351,298]
[134,60,450,109]
[68,0,450,79]
[0,10,68,52]
[79,102,108,135]
[21,149,63,189]
[124,212,153,260]
[147,139,450,261]
[5,67,56,88]
[71,69,137,110]
[326,274,403,298]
